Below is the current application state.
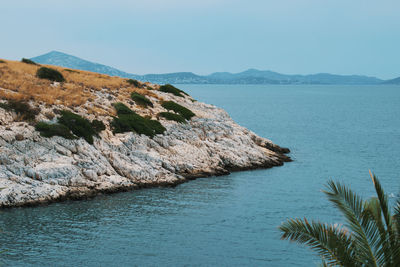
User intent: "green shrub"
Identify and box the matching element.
[131,92,153,108]
[161,101,195,120]
[64,69,79,73]
[127,79,141,87]
[0,60,6,63]
[36,112,105,143]
[111,102,165,137]
[112,102,134,115]
[91,119,106,133]
[58,111,96,144]
[21,58,38,65]
[36,67,65,82]
[0,100,39,121]
[158,112,186,123]
[35,122,76,139]
[159,84,189,97]
[145,119,166,135]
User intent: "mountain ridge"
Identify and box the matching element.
[384,77,400,84]
[31,51,394,85]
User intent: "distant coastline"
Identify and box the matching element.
[31,51,400,85]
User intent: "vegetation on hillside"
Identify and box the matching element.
[111,102,165,137]
[36,111,105,144]
[36,67,65,82]
[0,59,198,142]
[159,84,188,97]
[58,111,104,144]
[0,59,159,109]
[0,99,39,121]
[127,79,141,87]
[158,112,186,123]
[64,69,79,73]
[279,171,400,266]
[161,101,195,120]
[131,92,153,108]
[21,58,38,65]
[35,122,76,139]
[91,119,106,133]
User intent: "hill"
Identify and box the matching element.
[31,51,384,85]
[0,58,290,207]
[31,51,139,79]
[384,77,400,84]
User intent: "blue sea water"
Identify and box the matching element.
[0,85,399,266]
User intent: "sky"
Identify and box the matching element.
[1,0,399,79]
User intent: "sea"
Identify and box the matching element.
[0,84,399,266]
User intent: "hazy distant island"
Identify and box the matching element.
[32,51,400,85]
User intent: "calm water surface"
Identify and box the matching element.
[1,85,399,266]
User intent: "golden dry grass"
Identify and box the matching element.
[0,59,159,113]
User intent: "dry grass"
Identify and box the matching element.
[0,59,159,113]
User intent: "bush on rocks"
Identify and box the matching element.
[112,102,134,115]
[131,92,153,108]
[158,112,186,123]
[91,119,106,133]
[58,111,100,144]
[0,100,40,121]
[36,111,105,144]
[161,101,195,120]
[127,79,141,87]
[159,84,188,97]
[64,69,79,73]
[35,122,76,139]
[36,67,65,82]
[21,58,38,65]
[111,102,165,137]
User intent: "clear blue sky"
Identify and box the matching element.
[1,0,399,79]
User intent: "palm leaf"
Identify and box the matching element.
[369,171,400,266]
[279,174,400,266]
[279,218,359,266]
[363,198,389,264]
[394,200,400,234]
[323,180,379,266]
[369,171,394,239]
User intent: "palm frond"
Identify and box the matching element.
[363,198,392,266]
[323,180,379,266]
[394,200,400,234]
[279,173,400,266]
[369,171,394,237]
[319,259,329,267]
[279,218,359,266]
[369,171,400,266]
[392,200,400,266]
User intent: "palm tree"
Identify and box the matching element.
[279,171,400,266]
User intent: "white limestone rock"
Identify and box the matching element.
[0,87,290,207]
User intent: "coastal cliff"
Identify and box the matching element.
[0,59,290,208]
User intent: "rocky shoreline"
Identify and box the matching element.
[0,69,290,208]
[2,159,291,209]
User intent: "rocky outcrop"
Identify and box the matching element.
[0,88,290,208]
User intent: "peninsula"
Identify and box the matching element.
[0,58,290,208]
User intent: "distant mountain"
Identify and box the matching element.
[31,51,139,79]
[204,69,383,85]
[383,77,400,84]
[142,72,208,84]
[31,51,388,85]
